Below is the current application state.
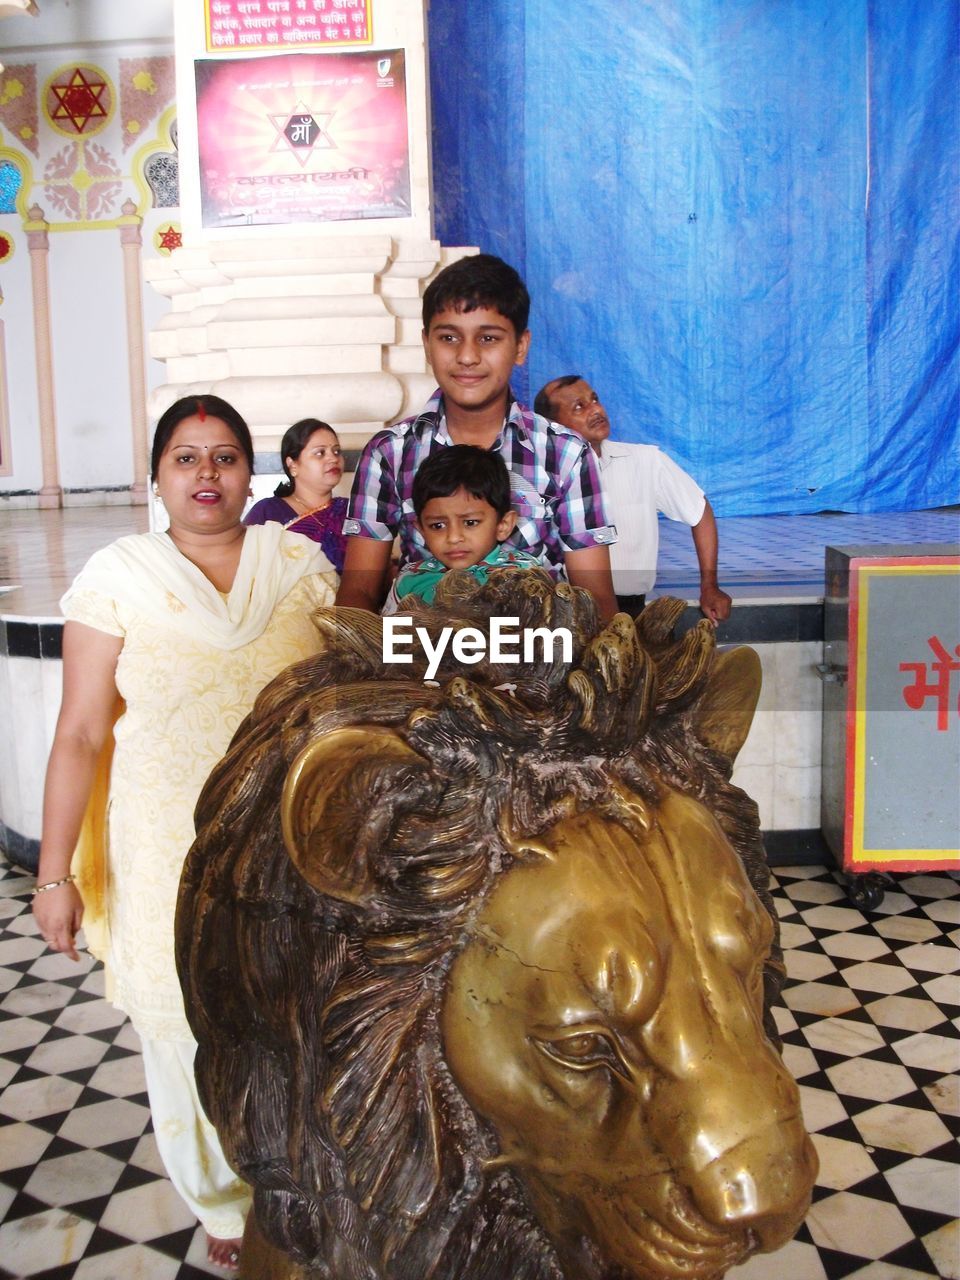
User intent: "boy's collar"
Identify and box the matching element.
[417,390,535,451]
[403,544,503,574]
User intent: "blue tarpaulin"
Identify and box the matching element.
[428,1,959,516]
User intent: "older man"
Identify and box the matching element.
[534,376,731,623]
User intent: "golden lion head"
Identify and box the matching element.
[177,572,816,1280]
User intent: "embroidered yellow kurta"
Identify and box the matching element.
[62,526,335,1041]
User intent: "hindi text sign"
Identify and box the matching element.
[205,0,372,52]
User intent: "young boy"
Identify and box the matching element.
[386,445,540,609]
[336,254,618,619]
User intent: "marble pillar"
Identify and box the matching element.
[118,201,150,504]
[25,206,61,509]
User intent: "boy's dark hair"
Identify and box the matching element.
[412,445,512,519]
[422,254,530,337]
[533,374,583,421]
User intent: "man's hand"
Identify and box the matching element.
[699,582,732,625]
[690,502,731,626]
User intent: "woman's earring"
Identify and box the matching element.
[152,483,161,498]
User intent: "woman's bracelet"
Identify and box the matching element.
[32,874,77,896]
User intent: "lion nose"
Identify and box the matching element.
[694,1126,817,1251]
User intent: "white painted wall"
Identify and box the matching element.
[0,0,176,499]
[47,230,132,487]
[0,213,40,486]
[0,0,173,52]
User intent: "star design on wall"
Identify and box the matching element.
[155,223,182,254]
[50,68,109,134]
[268,102,334,168]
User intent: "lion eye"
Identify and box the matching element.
[535,1031,629,1079]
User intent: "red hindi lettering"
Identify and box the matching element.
[899,635,960,731]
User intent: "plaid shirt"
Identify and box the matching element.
[344,390,617,569]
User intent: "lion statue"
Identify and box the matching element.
[176,572,817,1280]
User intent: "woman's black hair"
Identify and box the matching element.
[274,418,339,498]
[150,395,255,481]
[412,444,512,519]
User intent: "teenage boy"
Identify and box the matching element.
[386,445,540,609]
[535,375,732,624]
[336,255,618,619]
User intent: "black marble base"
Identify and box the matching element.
[763,827,835,868]
[3,600,828,657]
[0,618,63,659]
[0,822,39,874]
[675,602,824,644]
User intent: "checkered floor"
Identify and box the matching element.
[0,859,957,1280]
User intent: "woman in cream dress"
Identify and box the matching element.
[32,395,336,1271]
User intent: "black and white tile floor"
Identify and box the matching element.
[0,858,957,1280]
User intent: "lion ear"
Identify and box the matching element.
[281,726,430,904]
[691,646,762,765]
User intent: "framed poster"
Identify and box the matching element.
[845,556,960,870]
[205,0,372,53]
[194,49,410,227]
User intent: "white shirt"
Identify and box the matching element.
[597,441,705,596]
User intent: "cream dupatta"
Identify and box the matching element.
[63,524,334,962]
[61,523,332,649]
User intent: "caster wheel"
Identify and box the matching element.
[846,872,887,911]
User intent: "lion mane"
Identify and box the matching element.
[177,572,781,1280]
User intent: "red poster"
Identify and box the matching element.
[194,50,410,227]
[205,0,372,53]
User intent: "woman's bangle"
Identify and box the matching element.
[32,874,77,896]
